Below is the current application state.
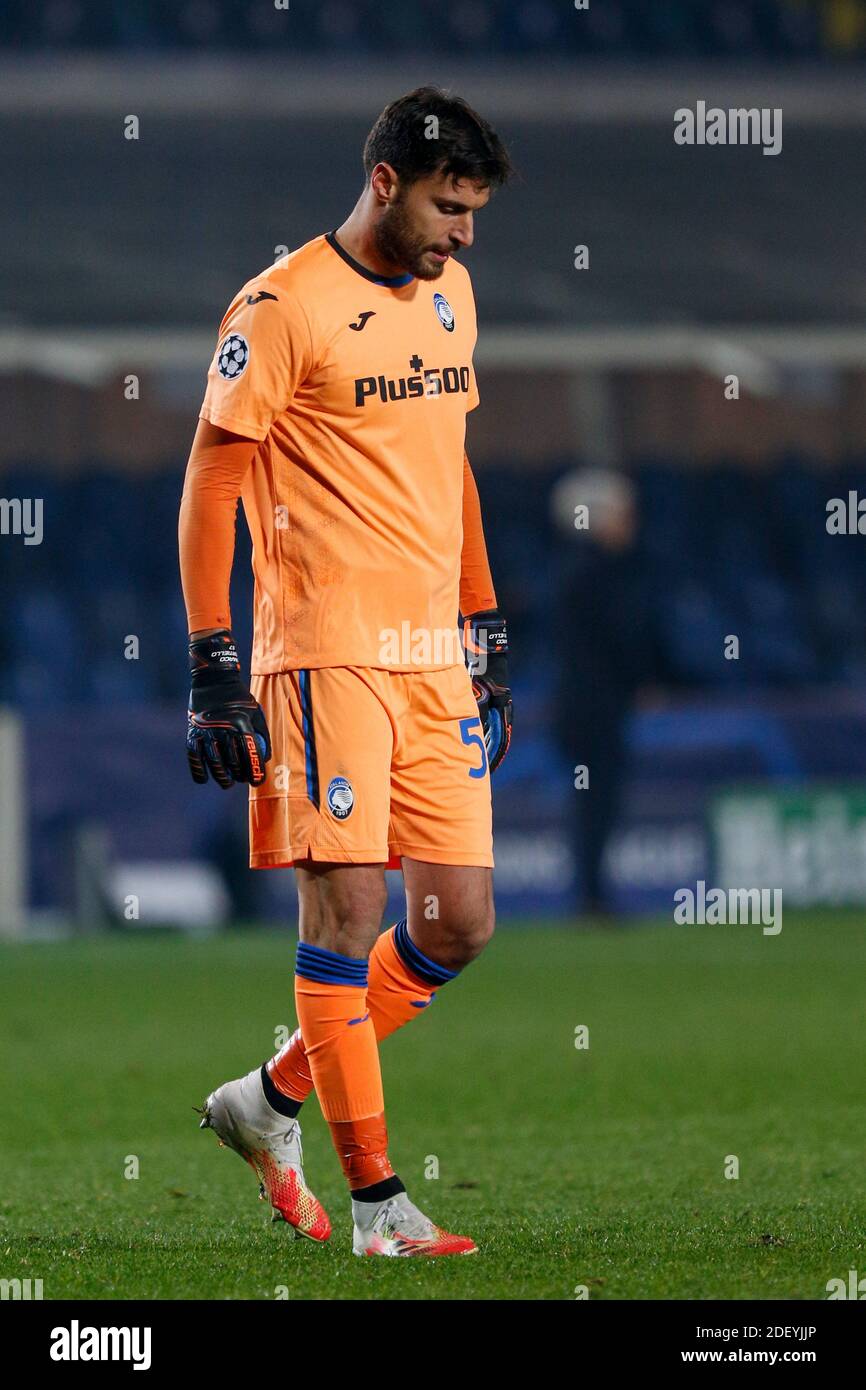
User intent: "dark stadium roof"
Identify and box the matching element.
[4,62,863,331]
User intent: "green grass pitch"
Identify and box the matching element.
[1,913,864,1300]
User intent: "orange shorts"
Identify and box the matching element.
[248,664,494,869]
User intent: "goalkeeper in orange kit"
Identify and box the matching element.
[180,86,513,1255]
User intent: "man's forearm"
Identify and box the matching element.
[459,451,497,616]
[179,419,258,635]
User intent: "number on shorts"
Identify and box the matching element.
[459,715,488,779]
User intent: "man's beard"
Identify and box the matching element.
[373,195,445,281]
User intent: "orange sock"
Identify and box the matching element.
[266,1027,310,1104]
[328,1113,395,1192]
[293,941,395,1191]
[268,921,447,1104]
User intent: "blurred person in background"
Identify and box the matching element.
[551,469,667,918]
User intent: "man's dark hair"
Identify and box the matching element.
[363,86,514,191]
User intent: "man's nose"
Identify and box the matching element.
[451,215,474,249]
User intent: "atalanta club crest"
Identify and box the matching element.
[216,332,250,380]
[327,776,354,820]
[433,292,455,332]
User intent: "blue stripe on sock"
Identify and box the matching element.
[295,941,368,987]
[393,918,458,987]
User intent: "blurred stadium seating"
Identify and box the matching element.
[6,449,866,926]
[5,453,866,708]
[0,0,860,60]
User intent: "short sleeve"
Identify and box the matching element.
[199,280,313,441]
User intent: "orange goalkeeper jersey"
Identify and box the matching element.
[198,231,482,674]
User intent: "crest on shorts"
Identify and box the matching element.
[327,775,354,820]
[433,292,455,332]
[216,332,250,381]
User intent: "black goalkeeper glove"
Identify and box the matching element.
[463,609,513,774]
[187,630,271,789]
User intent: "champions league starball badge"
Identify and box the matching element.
[216,332,250,380]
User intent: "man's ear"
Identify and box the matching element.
[369,161,399,205]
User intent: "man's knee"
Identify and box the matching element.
[298,863,387,956]
[429,896,495,970]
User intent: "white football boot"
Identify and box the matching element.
[352,1191,477,1257]
[199,1066,331,1242]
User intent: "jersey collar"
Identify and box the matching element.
[325,230,414,288]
